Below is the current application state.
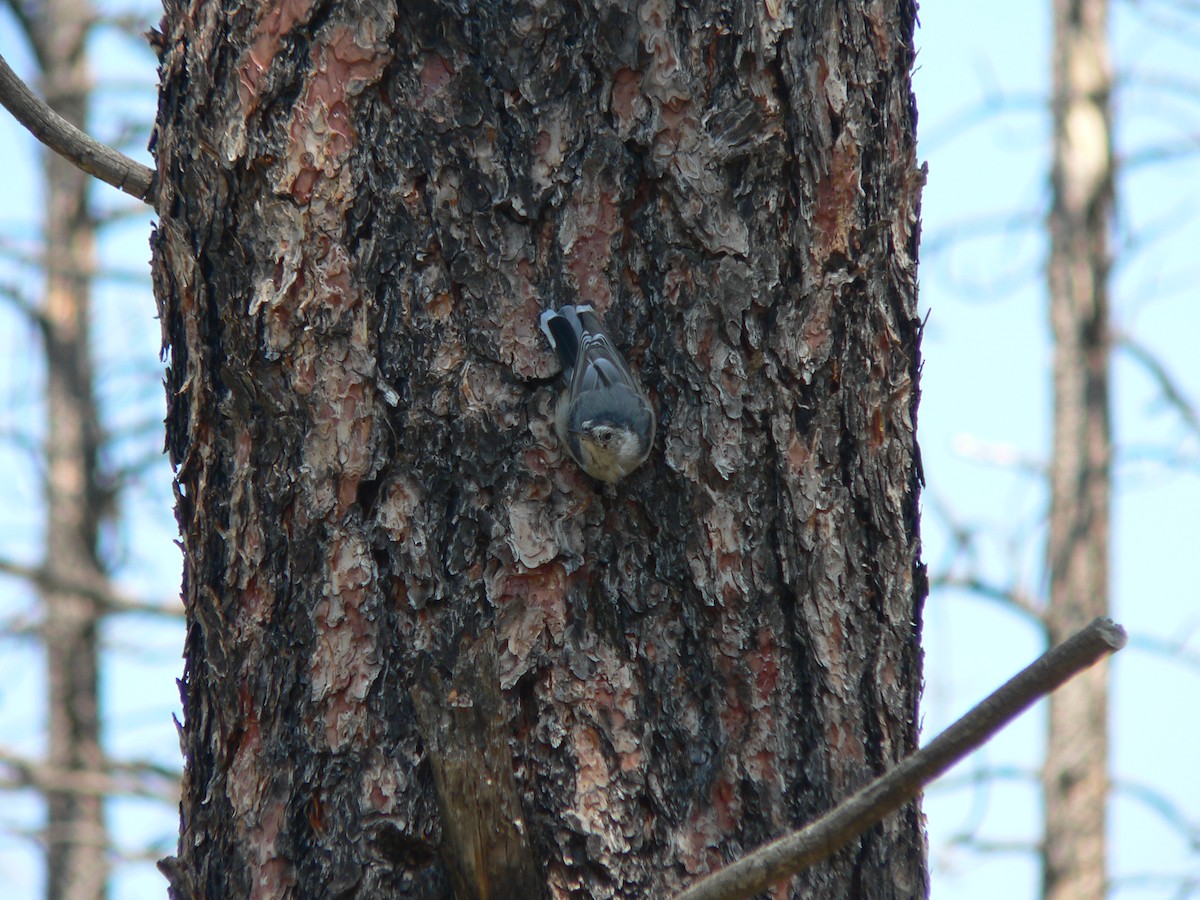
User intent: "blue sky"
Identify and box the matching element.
[916,1,1200,897]
[1,1,1198,897]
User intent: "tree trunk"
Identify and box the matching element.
[151,1,927,897]
[1042,0,1114,898]
[28,0,111,896]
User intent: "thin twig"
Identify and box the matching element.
[0,558,183,618]
[0,51,155,203]
[1127,631,1200,675]
[0,279,49,331]
[942,835,1037,856]
[0,748,179,803]
[1114,778,1200,848]
[674,618,1127,900]
[1118,334,1200,437]
[931,572,1044,625]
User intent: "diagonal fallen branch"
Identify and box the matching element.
[0,51,155,203]
[676,617,1127,900]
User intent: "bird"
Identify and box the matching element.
[539,304,655,483]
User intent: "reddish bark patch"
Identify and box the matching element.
[284,25,389,203]
[565,190,621,305]
[813,135,861,258]
[610,67,644,130]
[419,53,455,106]
[237,0,316,114]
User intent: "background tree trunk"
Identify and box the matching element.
[151,1,927,897]
[23,0,112,896]
[1043,0,1114,896]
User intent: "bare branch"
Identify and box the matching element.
[2,1,49,72]
[0,234,152,285]
[942,835,1038,856]
[0,279,49,332]
[1122,138,1200,171]
[0,748,179,804]
[950,434,1047,476]
[1113,194,1200,277]
[675,618,1127,900]
[1127,631,1200,675]
[0,558,183,618]
[923,491,1045,626]
[920,208,1040,260]
[1114,779,1200,849]
[934,763,1035,794]
[929,764,1038,864]
[918,89,1044,156]
[931,573,1044,625]
[1118,334,1200,437]
[0,51,155,203]
[1111,870,1200,900]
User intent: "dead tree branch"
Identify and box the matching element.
[0,558,182,618]
[0,51,155,203]
[0,748,179,804]
[675,618,1127,900]
[1118,333,1200,437]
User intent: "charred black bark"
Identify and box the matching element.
[152,2,927,897]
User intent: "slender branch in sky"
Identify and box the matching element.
[675,618,1127,900]
[1118,334,1200,437]
[0,558,183,618]
[0,52,155,203]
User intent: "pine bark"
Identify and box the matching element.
[1043,0,1114,897]
[25,0,111,895]
[151,2,927,897]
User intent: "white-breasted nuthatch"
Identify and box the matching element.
[539,304,655,483]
